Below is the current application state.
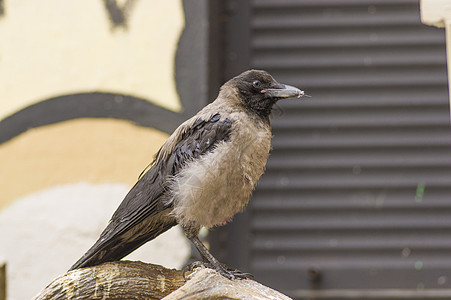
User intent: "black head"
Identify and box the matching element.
[228,69,304,118]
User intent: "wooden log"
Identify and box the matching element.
[33,261,292,300]
[163,266,292,300]
[0,261,5,300]
[33,261,185,300]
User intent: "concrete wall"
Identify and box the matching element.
[0,1,209,299]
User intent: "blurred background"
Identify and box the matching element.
[1,0,451,299]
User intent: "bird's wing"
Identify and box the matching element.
[69,113,232,270]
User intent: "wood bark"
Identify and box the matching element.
[33,261,292,300]
[0,262,6,300]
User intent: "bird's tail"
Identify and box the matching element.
[69,220,177,271]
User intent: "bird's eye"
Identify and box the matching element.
[252,80,261,88]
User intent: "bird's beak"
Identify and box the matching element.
[264,84,304,99]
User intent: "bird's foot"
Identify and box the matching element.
[183,261,253,280]
[183,260,207,278]
[220,266,254,280]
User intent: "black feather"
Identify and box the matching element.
[69,114,232,270]
[209,113,220,123]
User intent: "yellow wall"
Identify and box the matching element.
[0,119,168,209]
[0,1,190,299]
[0,0,184,207]
[0,0,183,119]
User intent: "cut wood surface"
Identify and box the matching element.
[33,261,292,300]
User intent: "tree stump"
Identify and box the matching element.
[33,261,292,300]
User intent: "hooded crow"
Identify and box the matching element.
[69,69,305,279]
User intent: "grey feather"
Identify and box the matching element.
[69,114,232,270]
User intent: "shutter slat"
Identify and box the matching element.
[253,0,418,8]
[227,0,451,294]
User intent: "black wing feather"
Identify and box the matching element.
[69,113,232,270]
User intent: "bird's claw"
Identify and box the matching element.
[183,261,207,278]
[183,261,253,280]
[219,267,254,280]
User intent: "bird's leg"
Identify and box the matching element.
[186,234,252,280]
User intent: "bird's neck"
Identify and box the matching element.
[216,88,272,123]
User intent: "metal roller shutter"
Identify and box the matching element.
[212,0,451,298]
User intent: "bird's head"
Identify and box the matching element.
[222,69,305,118]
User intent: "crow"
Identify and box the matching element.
[69,69,304,279]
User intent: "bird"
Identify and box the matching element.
[69,69,305,279]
